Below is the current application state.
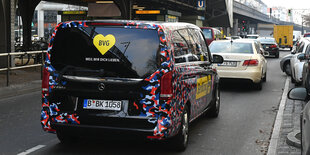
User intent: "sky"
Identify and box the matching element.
[262,0,310,9]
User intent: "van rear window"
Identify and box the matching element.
[51,27,160,78]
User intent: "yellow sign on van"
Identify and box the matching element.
[196,76,209,99]
[93,34,116,55]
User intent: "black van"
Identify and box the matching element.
[41,20,223,151]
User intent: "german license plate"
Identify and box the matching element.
[83,99,122,111]
[218,61,237,67]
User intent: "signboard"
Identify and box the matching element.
[135,10,161,15]
[197,0,206,11]
[62,11,87,15]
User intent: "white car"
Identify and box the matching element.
[290,38,310,85]
[209,39,267,90]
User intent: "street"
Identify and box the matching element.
[0,50,290,155]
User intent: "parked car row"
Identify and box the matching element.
[284,36,310,155]
[280,37,310,85]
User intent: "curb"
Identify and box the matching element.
[0,80,41,99]
[286,130,301,148]
[267,77,290,155]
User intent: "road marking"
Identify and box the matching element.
[267,77,289,155]
[17,145,46,155]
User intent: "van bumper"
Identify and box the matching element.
[51,116,156,137]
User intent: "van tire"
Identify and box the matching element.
[56,129,78,144]
[171,106,189,152]
[207,84,220,118]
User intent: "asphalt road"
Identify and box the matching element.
[0,50,290,155]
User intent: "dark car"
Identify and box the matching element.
[200,27,221,45]
[41,20,223,151]
[257,37,279,58]
[288,88,310,155]
[304,33,310,38]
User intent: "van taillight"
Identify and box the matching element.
[160,72,173,100]
[243,59,259,66]
[42,67,50,93]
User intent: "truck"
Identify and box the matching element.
[257,24,274,37]
[273,25,293,50]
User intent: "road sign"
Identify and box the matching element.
[197,0,206,11]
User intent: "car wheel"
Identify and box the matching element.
[275,52,279,58]
[56,129,78,144]
[207,84,220,118]
[253,81,262,90]
[171,106,189,152]
[295,81,302,86]
[284,62,291,76]
[291,76,296,83]
[262,71,267,82]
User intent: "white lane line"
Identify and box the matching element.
[17,145,46,155]
[267,77,289,155]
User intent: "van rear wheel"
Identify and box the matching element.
[171,106,189,152]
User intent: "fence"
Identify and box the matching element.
[0,51,46,86]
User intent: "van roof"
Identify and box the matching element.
[61,20,200,31]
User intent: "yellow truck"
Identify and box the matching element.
[273,25,293,50]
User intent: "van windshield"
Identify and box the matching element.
[51,26,160,78]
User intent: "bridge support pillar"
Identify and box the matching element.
[18,0,41,51]
[233,18,238,36]
[0,0,11,68]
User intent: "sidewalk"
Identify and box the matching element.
[274,79,302,155]
[0,67,41,98]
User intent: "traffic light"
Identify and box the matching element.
[288,9,291,16]
[242,20,247,32]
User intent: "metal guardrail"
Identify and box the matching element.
[0,50,46,86]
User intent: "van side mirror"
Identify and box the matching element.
[212,54,224,64]
[297,53,306,61]
[287,87,307,101]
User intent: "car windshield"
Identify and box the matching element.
[202,28,212,39]
[305,34,310,37]
[247,36,258,39]
[51,26,160,78]
[258,38,276,44]
[209,41,253,54]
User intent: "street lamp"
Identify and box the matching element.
[302,17,304,35]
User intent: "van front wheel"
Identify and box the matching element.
[171,106,189,152]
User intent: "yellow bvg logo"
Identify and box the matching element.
[93,34,116,55]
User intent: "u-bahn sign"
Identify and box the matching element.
[197,0,206,10]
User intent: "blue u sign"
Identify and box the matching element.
[197,0,206,10]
